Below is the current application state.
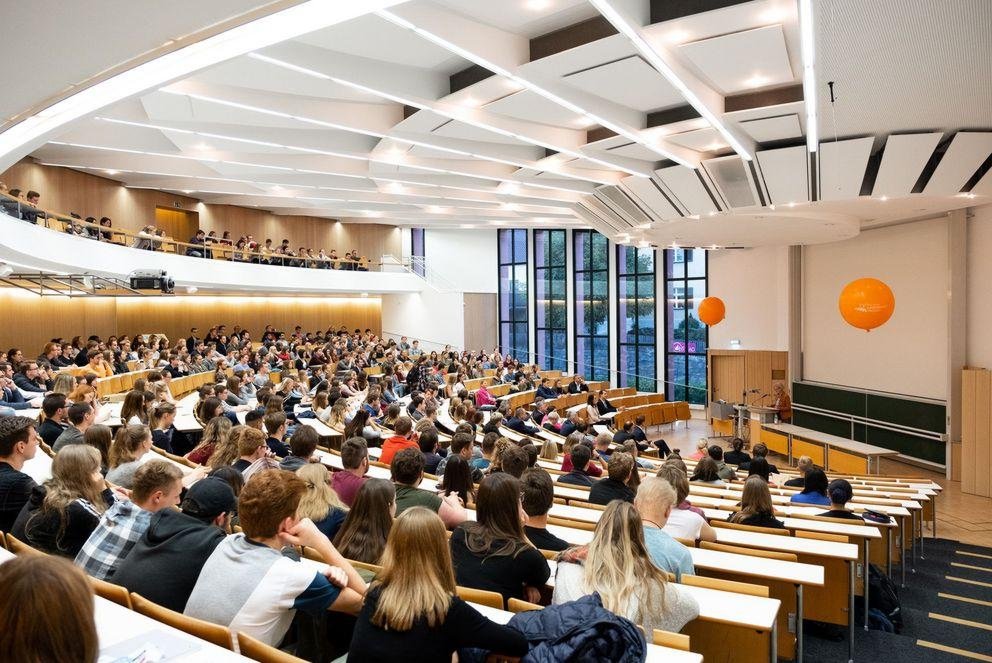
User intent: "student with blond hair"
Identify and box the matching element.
[553,500,699,633]
[348,507,527,661]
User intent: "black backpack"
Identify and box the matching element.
[867,563,902,633]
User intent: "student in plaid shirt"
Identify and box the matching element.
[75,460,185,580]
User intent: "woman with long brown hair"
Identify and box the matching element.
[120,389,148,425]
[449,473,549,603]
[348,507,527,662]
[12,444,114,557]
[552,500,699,633]
[186,416,232,466]
[106,424,154,488]
[333,478,395,566]
[729,476,785,529]
[0,555,99,663]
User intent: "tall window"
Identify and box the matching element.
[664,248,708,404]
[498,229,529,361]
[411,228,425,277]
[534,230,567,371]
[617,245,656,391]
[574,230,609,381]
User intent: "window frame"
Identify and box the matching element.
[533,229,567,371]
[616,244,657,392]
[572,230,610,381]
[497,228,530,361]
[663,248,709,405]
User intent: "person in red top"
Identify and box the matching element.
[378,416,419,466]
[559,435,603,477]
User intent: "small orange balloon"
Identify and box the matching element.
[838,278,894,332]
[698,296,726,326]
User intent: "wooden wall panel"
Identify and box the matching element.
[0,160,401,260]
[0,289,381,353]
[976,370,991,498]
[708,349,789,412]
[962,369,977,494]
[463,293,497,351]
[710,353,745,404]
[154,207,198,241]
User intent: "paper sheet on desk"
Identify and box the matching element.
[99,630,200,662]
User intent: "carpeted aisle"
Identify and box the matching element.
[802,538,992,662]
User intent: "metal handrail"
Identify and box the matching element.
[0,192,376,270]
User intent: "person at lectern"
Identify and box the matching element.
[773,384,792,423]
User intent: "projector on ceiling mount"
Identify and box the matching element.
[129,270,175,294]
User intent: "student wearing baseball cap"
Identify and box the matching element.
[112,477,236,612]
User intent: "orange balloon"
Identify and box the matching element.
[838,278,895,331]
[698,297,726,326]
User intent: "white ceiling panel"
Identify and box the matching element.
[739,114,803,143]
[295,14,466,73]
[564,56,685,112]
[972,168,992,196]
[756,145,809,205]
[607,142,665,162]
[431,119,525,145]
[872,132,943,198]
[656,165,719,216]
[666,128,727,151]
[483,90,584,129]
[429,0,598,38]
[923,132,992,195]
[678,25,795,95]
[622,177,682,220]
[818,137,874,201]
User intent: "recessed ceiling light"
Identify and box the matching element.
[461,224,475,229]
[194,143,210,150]
[665,29,691,44]
[181,190,193,194]
[787,201,796,208]
[878,195,889,201]
[524,0,551,10]
[461,96,481,107]
[105,169,118,175]
[759,7,790,23]
[573,116,596,128]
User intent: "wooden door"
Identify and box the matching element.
[711,354,745,404]
[154,206,198,242]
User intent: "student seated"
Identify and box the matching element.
[450,473,550,604]
[279,425,318,472]
[729,476,785,529]
[75,460,184,580]
[263,411,291,458]
[689,456,726,487]
[37,393,69,445]
[184,469,367,648]
[113,476,236,612]
[789,467,831,506]
[520,467,570,552]
[0,415,40,534]
[553,500,700,634]
[333,478,395,568]
[818,479,865,521]
[746,456,773,483]
[296,463,348,540]
[783,455,813,488]
[723,437,750,466]
[688,438,708,461]
[634,477,695,580]
[349,507,528,662]
[105,424,155,488]
[391,447,467,528]
[557,443,596,487]
[656,463,716,543]
[438,455,477,506]
[589,452,636,505]
[12,445,115,558]
[330,436,369,507]
[0,555,98,663]
[505,406,539,435]
[707,444,736,481]
[741,442,779,474]
[380,416,418,465]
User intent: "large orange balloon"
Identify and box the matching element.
[838,278,895,331]
[698,297,726,326]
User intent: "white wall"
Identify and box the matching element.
[967,204,992,368]
[802,218,948,399]
[708,245,790,350]
[381,290,466,351]
[424,228,497,293]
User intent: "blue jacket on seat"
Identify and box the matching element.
[507,593,646,663]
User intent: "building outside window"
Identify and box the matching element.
[664,248,708,404]
[534,229,567,371]
[574,230,609,381]
[618,244,656,392]
[498,229,529,361]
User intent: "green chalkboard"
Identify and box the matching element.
[792,381,946,465]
